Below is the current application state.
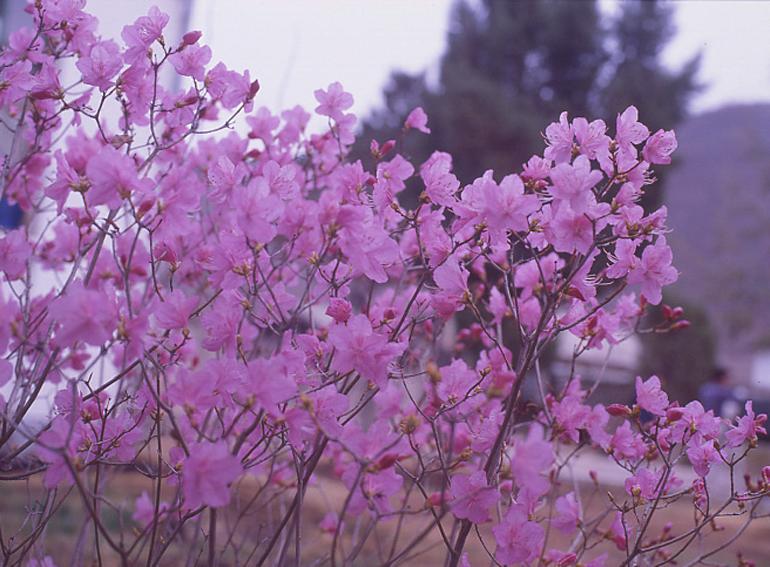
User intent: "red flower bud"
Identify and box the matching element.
[607,404,632,417]
[376,453,399,470]
[666,406,685,422]
[182,30,202,46]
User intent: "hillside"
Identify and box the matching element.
[664,104,770,355]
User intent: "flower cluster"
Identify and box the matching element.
[0,3,766,567]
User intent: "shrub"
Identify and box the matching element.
[0,3,766,566]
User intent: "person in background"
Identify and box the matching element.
[0,198,22,229]
[698,367,738,418]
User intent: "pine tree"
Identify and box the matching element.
[601,1,701,210]
[358,0,700,211]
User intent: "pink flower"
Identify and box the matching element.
[205,63,253,109]
[643,129,677,164]
[326,297,352,323]
[511,424,554,509]
[280,105,311,143]
[0,360,11,388]
[49,281,114,347]
[288,388,348,447]
[0,228,32,280]
[573,117,610,160]
[608,512,627,551]
[182,441,242,509]
[36,415,83,489]
[606,239,638,279]
[545,549,578,566]
[0,60,34,106]
[86,146,141,207]
[372,154,414,210]
[46,151,86,214]
[624,468,663,500]
[154,290,198,330]
[261,160,300,200]
[493,504,545,565]
[687,439,720,477]
[121,6,169,63]
[542,203,594,254]
[201,293,241,353]
[167,365,218,414]
[666,401,722,444]
[627,237,678,305]
[328,315,404,387]
[552,492,580,534]
[609,421,647,461]
[233,178,282,242]
[726,401,768,447]
[319,512,342,535]
[359,468,403,514]
[548,155,603,213]
[244,356,298,415]
[488,286,509,325]
[544,111,574,163]
[551,393,590,443]
[586,404,611,448]
[615,106,649,156]
[449,470,499,523]
[436,359,477,406]
[635,375,669,416]
[522,155,552,181]
[314,81,354,121]
[132,491,168,526]
[169,43,212,81]
[420,151,459,207]
[404,106,431,133]
[339,221,399,284]
[247,106,280,142]
[208,155,246,203]
[432,256,469,319]
[457,172,539,247]
[76,40,122,91]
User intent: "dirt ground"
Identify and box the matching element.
[2,450,770,566]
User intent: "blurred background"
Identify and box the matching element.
[3,0,770,419]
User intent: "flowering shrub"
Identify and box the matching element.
[0,3,767,567]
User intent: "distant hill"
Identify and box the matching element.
[665,104,770,355]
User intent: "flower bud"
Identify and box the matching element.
[666,406,685,422]
[181,30,202,46]
[375,453,399,470]
[325,297,352,323]
[426,361,441,383]
[671,320,691,331]
[248,79,261,99]
[424,492,444,508]
[607,403,632,417]
[399,414,421,434]
[380,139,396,155]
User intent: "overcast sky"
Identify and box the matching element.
[186,0,770,120]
